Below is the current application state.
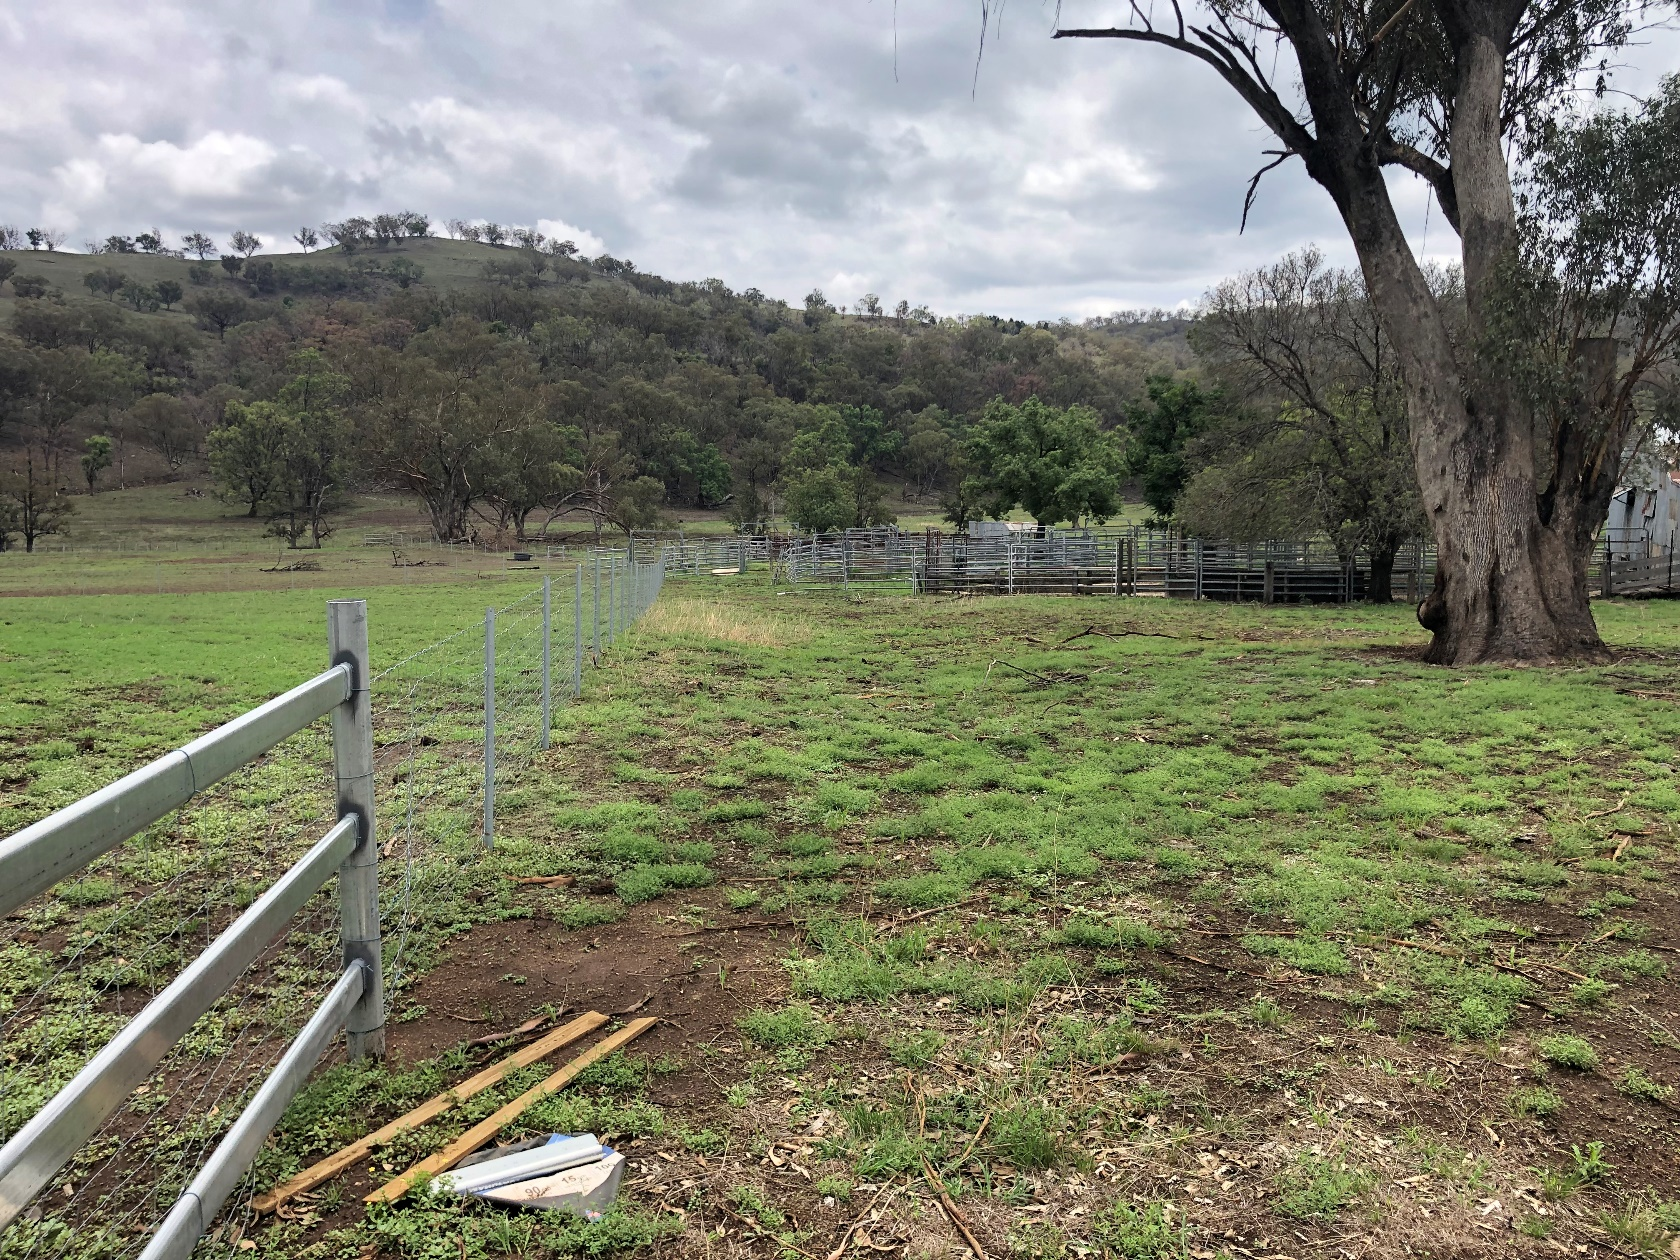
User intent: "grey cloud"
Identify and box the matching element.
[368,119,452,165]
[654,77,890,218]
[0,3,1672,318]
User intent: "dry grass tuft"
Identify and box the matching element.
[638,594,809,646]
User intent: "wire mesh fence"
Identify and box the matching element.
[0,730,342,1260]
[0,553,665,1257]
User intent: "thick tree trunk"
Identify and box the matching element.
[1368,543,1397,604]
[1289,11,1607,665]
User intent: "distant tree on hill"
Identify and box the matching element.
[292,226,319,253]
[135,229,168,254]
[11,275,47,298]
[0,225,20,250]
[25,229,65,251]
[119,280,159,312]
[400,211,430,237]
[0,451,72,551]
[219,254,243,276]
[230,231,262,258]
[372,214,405,245]
[186,291,250,340]
[510,227,546,250]
[83,267,126,302]
[1124,377,1222,520]
[384,258,424,289]
[209,400,289,516]
[154,279,182,310]
[129,393,197,473]
[103,235,137,254]
[481,222,507,247]
[182,232,216,259]
[545,238,579,258]
[322,218,371,253]
[80,435,112,493]
[966,395,1126,528]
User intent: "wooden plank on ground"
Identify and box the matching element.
[365,1017,659,1205]
[252,1010,609,1214]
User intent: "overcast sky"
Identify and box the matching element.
[1,2,1676,321]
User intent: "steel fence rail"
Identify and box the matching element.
[0,815,359,1228]
[0,560,675,1253]
[0,665,352,919]
[139,962,368,1260]
[0,599,385,1256]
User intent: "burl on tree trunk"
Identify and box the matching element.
[1411,338,1618,666]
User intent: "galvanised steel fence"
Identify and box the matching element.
[691,527,1440,603]
[0,553,665,1258]
[0,601,383,1260]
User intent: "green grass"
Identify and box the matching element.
[10,546,1680,1256]
[1538,1034,1600,1071]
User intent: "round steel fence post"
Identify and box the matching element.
[327,599,384,1060]
[483,606,495,850]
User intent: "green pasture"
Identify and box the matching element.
[6,577,1680,1258]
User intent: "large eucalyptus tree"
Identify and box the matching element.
[1056,2,1680,663]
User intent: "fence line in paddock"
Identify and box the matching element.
[665,524,1678,603]
[655,527,1438,604]
[0,552,666,1258]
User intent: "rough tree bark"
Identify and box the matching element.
[1058,0,1648,663]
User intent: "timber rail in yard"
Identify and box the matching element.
[0,600,384,1260]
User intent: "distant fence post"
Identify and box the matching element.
[592,554,602,663]
[327,599,384,1060]
[1603,536,1615,598]
[573,565,584,696]
[483,606,495,849]
[1263,560,1275,605]
[540,577,552,751]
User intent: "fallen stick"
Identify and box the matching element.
[920,1156,987,1260]
[883,894,990,929]
[824,1179,894,1260]
[511,874,576,887]
[252,1011,607,1214]
[468,1014,552,1047]
[366,1017,659,1204]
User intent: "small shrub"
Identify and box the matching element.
[616,862,715,905]
[993,1102,1064,1170]
[737,1002,831,1050]
[728,1184,785,1228]
[1089,1200,1191,1259]
[557,900,623,930]
[1616,1067,1673,1103]
[885,1030,944,1068]
[1276,1151,1371,1220]
[1538,1034,1598,1071]
[814,1173,852,1203]
[1568,1140,1613,1184]
[705,800,768,823]
[1508,1085,1564,1120]
[1242,934,1351,976]
[1601,1202,1668,1255]
[59,878,119,907]
[1568,977,1613,1008]
[680,1127,727,1154]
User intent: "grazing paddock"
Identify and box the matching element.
[4,578,1680,1258]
